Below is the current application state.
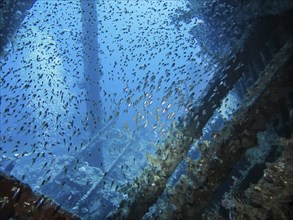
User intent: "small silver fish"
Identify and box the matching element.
[35,197,45,209]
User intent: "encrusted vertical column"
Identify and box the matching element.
[80,0,102,134]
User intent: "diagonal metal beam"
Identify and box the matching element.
[156,36,293,220]
[107,12,293,219]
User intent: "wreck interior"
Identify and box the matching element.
[1,0,293,219]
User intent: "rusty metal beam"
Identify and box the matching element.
[108,11,293,220]
[156,36,293,219]
[0,172,80,220]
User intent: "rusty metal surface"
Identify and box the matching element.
[0,173,80,220]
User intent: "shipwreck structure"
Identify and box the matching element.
[107,1,293,219]
[0,0,292,219]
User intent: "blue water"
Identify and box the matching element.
[0,0,230,218]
